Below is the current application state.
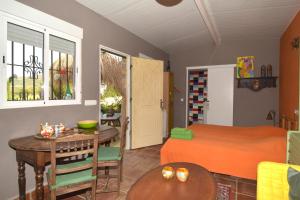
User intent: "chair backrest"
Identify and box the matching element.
[120,117,129,156]
[50,133,99,186]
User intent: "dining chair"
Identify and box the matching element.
[93,117,129,193]
[47,133,99,200]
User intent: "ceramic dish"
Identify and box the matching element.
[77,120,98,129]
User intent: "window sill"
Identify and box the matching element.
[0,100,81,109]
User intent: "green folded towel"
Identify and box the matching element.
[171,134,193,140]
[170,128,193,140]
[171,128,192,135]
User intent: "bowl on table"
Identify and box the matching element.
[77,120,98,129]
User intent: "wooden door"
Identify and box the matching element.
[131,57,164,149]
[163,72,174,138]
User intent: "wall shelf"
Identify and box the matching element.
[237,77,277,91]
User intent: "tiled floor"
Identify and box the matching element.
[60,145,256,200]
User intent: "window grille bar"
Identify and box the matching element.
[32,46,36,100]
[59,52,62,99]
[11,41,14,101]
[51,50,54,100]
[22,44,25,100]
[66,54,69,85]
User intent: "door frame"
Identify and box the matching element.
[99,45,131,149]
[185,64,235,127]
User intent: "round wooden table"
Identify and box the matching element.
[127,162,216,200]
[8,125,118,200]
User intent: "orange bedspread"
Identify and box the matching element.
[161,124,287,180]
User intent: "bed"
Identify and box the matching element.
[160,124,287,180]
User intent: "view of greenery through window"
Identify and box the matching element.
[100,51,125,115]
[6,41,44,101]
[49,52,75,100]
[6,30,76,101]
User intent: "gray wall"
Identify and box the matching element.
[1,0,168,199]
[170,39,279,127]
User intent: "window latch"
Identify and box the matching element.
[2,56,5,64]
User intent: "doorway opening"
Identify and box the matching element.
[99,45,131,149]
[185,65,235,127]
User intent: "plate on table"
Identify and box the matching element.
[34,133,57,140]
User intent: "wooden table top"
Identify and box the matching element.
[126,162,216,200]
[9,125,118,152]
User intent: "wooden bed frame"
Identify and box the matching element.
[279,115,300,165]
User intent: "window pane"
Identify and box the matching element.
[7,22,44,101]
[49,35,76,100]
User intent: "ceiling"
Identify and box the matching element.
[76,0,300,54]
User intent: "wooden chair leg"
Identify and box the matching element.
[117,163,121,194]
[50,190,56,200]
[91,180,97,200]
[120,159,123,182]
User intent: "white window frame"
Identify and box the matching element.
[0,11,82,109]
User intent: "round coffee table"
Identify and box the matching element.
[126,162,216,200]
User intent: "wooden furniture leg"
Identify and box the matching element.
[17,160,26,200]
[35,152,46,200]
[104,141,111,175]
[35,166,45,200]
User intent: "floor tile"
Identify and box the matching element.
[237,181,257,197]
[237,193,256,200]
[44,144,257,200]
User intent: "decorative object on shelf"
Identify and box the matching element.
[266,110,276,126]
[236,56,255,78]
[291,37,300,49]
[260,65,266,77]
[237,77,277,91]
[176,167,189,182]
[155,0,182,7]
[267,64,273,77]
[252,79,260,90]
[162,166,175,180]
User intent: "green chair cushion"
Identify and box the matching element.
[87,147,121,161]
[48,168,96,190]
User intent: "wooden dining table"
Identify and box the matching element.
[8,125,119,200]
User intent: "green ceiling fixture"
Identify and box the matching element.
[156,0,183,7]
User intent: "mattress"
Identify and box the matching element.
[161,124,287,180]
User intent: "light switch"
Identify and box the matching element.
[84,100,97,106]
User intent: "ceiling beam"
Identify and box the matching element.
[194,0,221,46]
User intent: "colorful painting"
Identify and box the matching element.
[236,56,255,78]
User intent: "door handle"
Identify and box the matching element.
[160,99,165,110]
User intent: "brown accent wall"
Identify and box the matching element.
[280,11,300,120]
[1,1,168,199]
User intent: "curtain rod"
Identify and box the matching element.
[101,49,127,59]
